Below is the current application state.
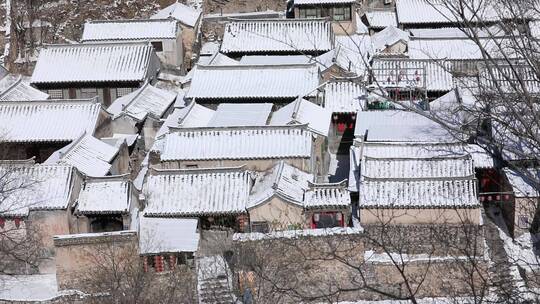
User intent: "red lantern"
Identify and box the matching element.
[14,218,21,229]
[0,218,5,229]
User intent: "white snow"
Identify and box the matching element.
[233,227,363,242]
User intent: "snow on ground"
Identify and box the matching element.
[0,274,59,301]
[335,297,484,303]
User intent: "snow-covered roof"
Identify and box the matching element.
[323,80,366,113]
[371,25,410,53]
[221,19,334,54]
[143,168,251,216]
[362,156,475,179]
[0,164,74,216]
[395,0,499,25]
[364,10,398,29]
[186,64,320,100]
[531,20,540,40]
[360,178,479,208]
[0,75,49,101]
[354,110,454,142]
[359,142,494,169]
[294,0,355,4]
[107,83,176,121]
[504,168,540,197]
[317,35,372,78]
[371,58,453,92]
[208,103,273,127]
[155,125,313,161]
[150,2,201,27]
[249,161,313,208]
[81,19,179,42]
[0,100,101,143]
[479,65,540,94]
[139,217,199,254]
[46,134,119,177]
[76,177,131,214]
[239,55,312,65]
[203,53,239,66]
[159,103,215,134]
[408,39,482,60]
[31,42,160,84]
[269,97,331,136]
[304,182,350,209]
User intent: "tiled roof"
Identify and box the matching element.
[151,2,201,27]
[323,80,366,113]
[0,164,74,216]
[304,182,350,209]
[107,83,177,121]
[47,134,119,177]
[360,178,479,208]
[31,42,160,84]
[0,75,49,101]
[221,19,333,54]
[359,142,494,169]
[143,168,251,216]
[362,156,475,179]
[186,63,320,100]
[81,19,178,41]
[371,25,409,53]
[269,97,331,136]
[155,125,313,161]
[0,100,101,143]
[371,58,453,92]
[139,217,199,254]
[364,10,398,29]
[76,178,131,214]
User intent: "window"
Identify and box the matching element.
[333,6,351,21]
[185,164,199,169]
[116,87,134,97]
[518,215,530,229]
[151,41,163,52]
[251,221,269,233]
[80,88,98,99]
[48,89,64,99]
[311,212,344,229]
[299,7,321,18]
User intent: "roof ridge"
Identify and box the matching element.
[196,62,317,70]
[87,18,177,24]
[227,17,329,22]
[0,98,100,106]
[169,124,310,133]
[150,165,248,175]
[42,41,152,48]
[362,175,477,182]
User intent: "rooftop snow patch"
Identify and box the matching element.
[143,168,251,216]
[269,97,331,136]
[150,2,201,27]
[364,10,398,29]
[186,63,320,100]
[81,19,179,42]
[0,100,101,143]
[504,168,540,198]
[76,177,131,214]
[45,133,119,177]
[208,103,273,127]
[323,80,366,113]
[139,217,199,254]
[221,19,334,55]
[0,75,49,101]
[354,110,455,142]
[155,125,313,161]
[31,42,160,84]
[294,0,355,4]
[0,164,74,216]
[107,83,176,121]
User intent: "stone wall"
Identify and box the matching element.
[54,231,138,291]
[233,225,488,302]
[203,0,286,15]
